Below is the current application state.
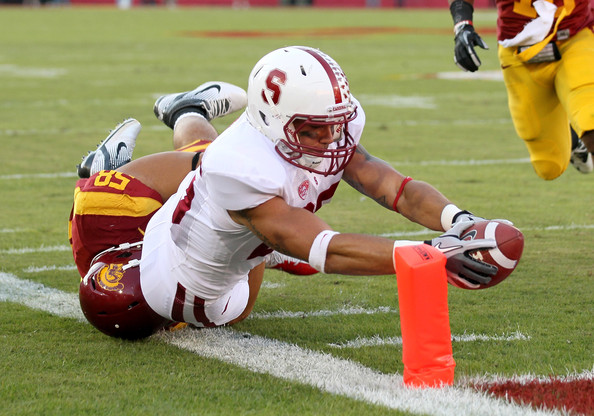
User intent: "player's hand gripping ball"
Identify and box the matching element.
[454,220,524,290]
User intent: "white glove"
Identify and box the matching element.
[452,210,513,228]
[426,220,498,287]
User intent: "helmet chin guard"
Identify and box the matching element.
[246,46,358,176]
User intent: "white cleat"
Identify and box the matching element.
[153,81,247,129]
[77,118,141,178]
[570,141,593,174]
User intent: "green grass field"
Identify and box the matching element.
[0,5,592,416]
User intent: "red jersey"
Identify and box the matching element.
[68,171,163,277]
[496,0,594,42]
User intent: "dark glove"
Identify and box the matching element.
[425,220,497,288]
[445,252,496,288]
[454,24,489,72]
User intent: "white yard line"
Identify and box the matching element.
[0,157,530,181]
[250,306,397,320]
[0,244,71,255]
[22,265,78,273]
[329,331,531,349]
[0,273,561,416]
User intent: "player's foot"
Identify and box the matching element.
[264,252,319,276]
[570,141,593,174]
[164,322,188,332]
[153,81,247,129]
[77,118,141,178]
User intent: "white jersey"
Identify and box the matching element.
[140,102,365,325]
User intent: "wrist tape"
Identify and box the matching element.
[308,230,340,274]
[440,203,462,231]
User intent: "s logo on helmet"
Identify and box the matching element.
[298,180,310,200]
[97,264,125,292]
[262,69,287,105]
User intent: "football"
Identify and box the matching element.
[451,220,525,290]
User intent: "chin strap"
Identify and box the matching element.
[88,241,144,268]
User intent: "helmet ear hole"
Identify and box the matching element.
[259,111,269,126]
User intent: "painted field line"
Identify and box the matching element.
[250,306,397,320]
[0,123,168,138]
[0,244,71,255]
[0,155,528,181]
[23,265,77,273]
[380,223,594,238]
[0,64,67,78]
[0,172,77,180]
[464,368,594,386]
[0,273,83,322]
[371,118,513,128]
[159,328,558,416]
[389,157,530,167]
[329,331,530,349]
[0,273,559,416]
[0,228,26,233]
[259,281,285,289]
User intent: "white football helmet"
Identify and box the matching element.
[246,46,358,176]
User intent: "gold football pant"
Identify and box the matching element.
[499,28,594,180]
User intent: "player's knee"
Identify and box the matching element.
[532,160,564,180]
[226,310,250,326]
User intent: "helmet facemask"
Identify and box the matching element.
[277,108,358,176]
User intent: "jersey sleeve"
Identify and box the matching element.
[201,140,287,211]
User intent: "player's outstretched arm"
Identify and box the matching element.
[228,196,497,278]
[342,145,451,232]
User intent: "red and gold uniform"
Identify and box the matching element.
[496,0,594,179]
[68,171,163,277]
[496,0,594,42]
[68,139,211,277]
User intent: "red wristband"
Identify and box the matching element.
[393,176,413,213]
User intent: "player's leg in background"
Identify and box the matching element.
[558,27,594,174]
[77,118,141,179]
[117,151,196,202]
[499,49,569,180]
[153,81,247,149]
[570,126,593,174]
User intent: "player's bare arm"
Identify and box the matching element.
[343,145,450,232]
[229,197,397,276]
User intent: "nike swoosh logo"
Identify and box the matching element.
[197,84,221,95]
[501,64,512,69]
[116,142,128,158]
[433,242,463,253]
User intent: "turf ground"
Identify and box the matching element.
[0,5,592,416]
